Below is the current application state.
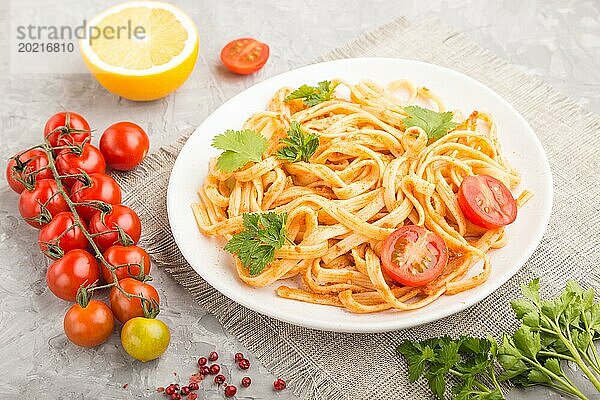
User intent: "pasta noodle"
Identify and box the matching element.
[191,79,530,313]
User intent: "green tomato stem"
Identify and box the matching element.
[40,140,157,309]
[547,316,600,392]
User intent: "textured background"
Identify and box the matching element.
[0,1,599,399]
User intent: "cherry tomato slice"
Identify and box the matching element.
[380,225,448,287]
[458,174,517,229]
[220,38,269,75]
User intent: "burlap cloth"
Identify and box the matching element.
[115,17,600,400]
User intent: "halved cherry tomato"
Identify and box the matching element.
[99,122,149,171]
[55,143,106,187]
[458,174,517,229]
[102,244,151,283]
[109,278,160,324]
[380,225,448,287]
[70,173,122,221]
[19,179,69,228]
[44,111,91,148]
[46,249,100,301]
[64,299,114,347]
[220,38,269,75]
[38,211,89,259]
[88,205,142,251]
[6,149,53,193]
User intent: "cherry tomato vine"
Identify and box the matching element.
[7,112,166,360]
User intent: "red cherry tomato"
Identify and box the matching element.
[380,225,448,287]
[70,173,122,221]
[220,38,269,75]
[38,211,89,259]
[19,179,69,228]
[102,244,151,283]
[55,144,106,187]
[99,122,149,171]
[46,249,100,301]
[109,278,160,324]
[64,300,114,347]
[88,205,141,251]
[44,111,91,148]
[6,149,53,193]
[458,175,517,229]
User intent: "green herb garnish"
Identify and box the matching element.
[397,279,600,399]
[398,336,503,400]
[224,212,288,276]
[276,121,319,163]
[402,105,458,141]
[212,129,268,172]
[285,80,339,107]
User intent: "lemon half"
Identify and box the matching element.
[80,1,199,101]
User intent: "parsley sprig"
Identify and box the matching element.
[285,80,339,107]
[398,336,503,400]
[402,105,458,141]
[276,121,320,163]
[212,129,268,172]
[398,279,600,400]
[498,279,600,397]
[224,212,288,276]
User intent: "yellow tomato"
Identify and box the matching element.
[121,317,170,362]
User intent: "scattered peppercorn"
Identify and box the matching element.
[274,378,286,391]
[197,357,207,367]
[209,364,221,375]
[188,382,199,391]
[214,374,226,385]
[241,376,251,388]
[180,386,190,396]
[208,351,219,362]
[224,385,237,397]
[199,366,210,375]
[238,359,250,370]
[234,352,244,362]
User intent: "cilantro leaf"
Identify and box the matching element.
[224,212,287,276]
[276,121,320,163]
[285,80,339,107]
[212,129,268,172]
[402,105,458,141]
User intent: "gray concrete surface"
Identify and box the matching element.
[1,0,599,399]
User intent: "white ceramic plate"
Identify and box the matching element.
[167,58,553,333]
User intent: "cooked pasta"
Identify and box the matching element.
[191,78,531,313]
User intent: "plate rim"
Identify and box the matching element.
[166,57,554,333]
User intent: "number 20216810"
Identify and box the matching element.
[18,42,75,53]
